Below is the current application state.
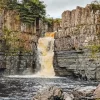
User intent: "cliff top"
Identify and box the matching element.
[62,3,100,16]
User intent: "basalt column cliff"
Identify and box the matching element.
[54,5,100,80]
[0,10,39,75]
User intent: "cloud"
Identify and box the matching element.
[41,0,94,18]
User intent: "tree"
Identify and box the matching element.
[90,0,100,11]
[16,0,46,24]
[0,0,46,24]
[0,0,46,51]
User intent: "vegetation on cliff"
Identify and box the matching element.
[0,0,46,24]
[43,18,61,32]
[0,0,46,54]
[90,0,100,11]
[2,26,33,54]
[88,0,100,56]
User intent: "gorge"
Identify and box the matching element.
[1,4,100,80]
[0,0,100,99]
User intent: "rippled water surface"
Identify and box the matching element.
[0,77,99,100]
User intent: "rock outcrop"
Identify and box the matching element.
[54,4,100,80]
[0,10,39,75]
[73,86,96,99]
[33,86,96,100]
[33,86,74,100]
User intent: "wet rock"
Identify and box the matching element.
[73,86,96,99]
[33,86,98,100]
[63,92,74,100]
[33,86,63,100]
[33,86,74,100]
[93,84,100,99]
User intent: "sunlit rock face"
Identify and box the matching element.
[54,5,100,80]
[36,32,55,77]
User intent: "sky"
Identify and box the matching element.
[41,0,94,18]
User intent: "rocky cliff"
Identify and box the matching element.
[54,4,100,80]
[0,10,39,75]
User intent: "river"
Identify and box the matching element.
[0,77,98,100]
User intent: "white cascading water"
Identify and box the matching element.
[35,33,55,77]
[7,32,55,78]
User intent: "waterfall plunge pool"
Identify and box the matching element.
[0,77,99,100]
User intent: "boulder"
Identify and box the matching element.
[33,86,74,100]
[33,86,97,100]
[93,84,100,99]
[63,92,74,100]
[73,86,96,99]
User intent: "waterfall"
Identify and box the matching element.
[36,33,55,77]
[7,33,55,78]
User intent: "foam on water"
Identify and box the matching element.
[7,75,58,78]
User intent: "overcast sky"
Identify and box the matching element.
[41,0,94,18]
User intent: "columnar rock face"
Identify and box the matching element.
[54,5,100,80]
[0,12,6,74]
[0,10,39,75]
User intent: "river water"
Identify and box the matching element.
[0,77,99,100]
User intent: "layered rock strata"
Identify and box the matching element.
[0,10,39,75]
[54,5,100,80]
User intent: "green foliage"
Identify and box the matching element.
[0,0,17,10]
[2,26,32,54]
[16,0,46,24]
[2,26,19,52]
[90,0,100,11]
[87,45,100,58]
[43,18,53,26]
[53,18,61,24]
[0,0,45,54]
[0,0,46,24]
[44,18,61,27]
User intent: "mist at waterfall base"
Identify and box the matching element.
[8,32,55,78]
[0,33,98,100]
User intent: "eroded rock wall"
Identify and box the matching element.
[54,5,100,80]
[0,13,6,74]
[0,10,39,75]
